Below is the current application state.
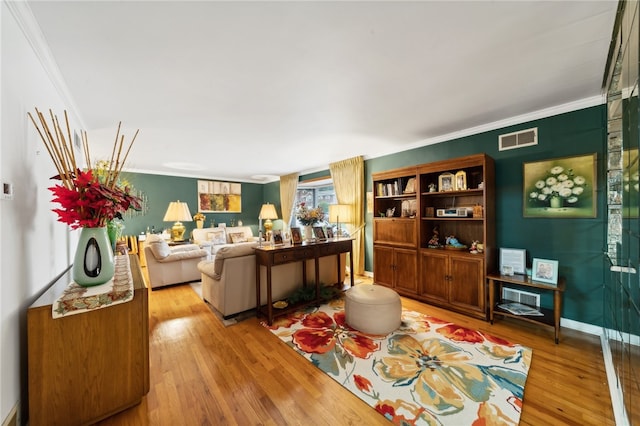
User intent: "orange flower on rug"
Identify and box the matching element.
[262,298,532,425]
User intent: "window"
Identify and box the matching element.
[291,178,337,227]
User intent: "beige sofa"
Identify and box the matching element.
[192,226,258,254]
[198,243,345,318]
[144,234,210,289]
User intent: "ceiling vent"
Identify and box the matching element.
[499,127,537,151]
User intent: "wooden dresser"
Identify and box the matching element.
[27,255,149,426]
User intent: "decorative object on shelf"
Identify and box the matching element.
[403,177,416,193]
[445,235,467,250]
[427,225,442,248]
[295,202,325,225]
[524,153,596,218]
[193,212,206,229]
[438,172,455,192]
[469,240,479,254]
[197,179,242,212]
[163,201,192,241]
[428,183,437,192]
[28,108,142,287]
[532,258,559,285]
[499,247,527,275]
[455,170,467,190]
[424,207,435,217]
[476,243,484,253]
[472,204,484,218]
[259,203,279,241]
[386,207,396,217]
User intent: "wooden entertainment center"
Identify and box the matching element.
[372,153,495,319]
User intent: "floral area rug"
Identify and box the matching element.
[262,297,532,425]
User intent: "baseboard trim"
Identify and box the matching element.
[1,401,19,426]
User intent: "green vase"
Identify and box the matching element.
[73,226,115,287]
[550,196,563,208]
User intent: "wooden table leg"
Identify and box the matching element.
[266,264,273,325]
[489,278,495,324]
[255,262,261,319]
[554,287,562,344]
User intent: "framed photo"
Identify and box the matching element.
[313,226,326,240]
[197,180,242,213]
[290,227,302,244]
[326,227,334,239]
[455,170,467,190]
[438,172,455,192]
[500,248,527,275]
[523,153,596,218]
[532,258,559,285]
[272,230,284,245]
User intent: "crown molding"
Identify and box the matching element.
[5,0,85,129]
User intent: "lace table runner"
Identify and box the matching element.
[52,254,134,318]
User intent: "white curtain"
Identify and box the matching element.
[329,156,364,275]
[279,172,299,231]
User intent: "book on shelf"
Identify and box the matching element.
[497,302,544,316]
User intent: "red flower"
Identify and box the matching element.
[436,324,485,344]
[49,169,141,229]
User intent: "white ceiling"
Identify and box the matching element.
[23,1,618,183]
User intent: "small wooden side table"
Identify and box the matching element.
[487,273,566,344]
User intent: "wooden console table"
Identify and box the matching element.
[255,238,354,325]
[27,255,149,425]
[487,273,566,344]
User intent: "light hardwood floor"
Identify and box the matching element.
[97,273,614,426]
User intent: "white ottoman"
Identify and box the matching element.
[345,285,402,334]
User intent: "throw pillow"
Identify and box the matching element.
[228,232,248,243]
[148,240,171,259]
[207,229,226,245]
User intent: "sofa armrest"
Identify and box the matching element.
[156,248,209,263]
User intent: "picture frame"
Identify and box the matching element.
[500,248,527,275]
[290,227,302,244]
[272,229,284,245]
[197,179,242,213]
[326,227,334,239]
[532,258,559,285]
[523,153,596,218]
[438,172,455,192]
[455,170,467,191]
[313,226,326,240]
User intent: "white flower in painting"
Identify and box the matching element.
[529,163,589,206]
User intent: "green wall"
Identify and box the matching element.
[124,105,607,326]
[364,105,606,326]
[118,173,265,238]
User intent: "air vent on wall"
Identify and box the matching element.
[499,127,537,151]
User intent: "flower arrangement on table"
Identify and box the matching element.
[528,165,587,206]
[28,109,142,229]
[295,203,325,226]
[193,212,206,222]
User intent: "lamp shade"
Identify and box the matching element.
[329,204,351,223]
[163,201,193,222]
[259,203,278,220]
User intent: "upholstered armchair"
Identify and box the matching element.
[144,234,210,289]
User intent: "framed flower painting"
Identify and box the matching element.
[523,153,597,218]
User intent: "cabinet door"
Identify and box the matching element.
[373,218,417,247]
[449,255,485,314]
[394,248,418,294]
[373,245,394,288]
[419,251,449,304]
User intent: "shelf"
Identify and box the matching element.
[493,304,555,328]
[376,193,416,199]
[421,216,484,221]
[421,189,483,197]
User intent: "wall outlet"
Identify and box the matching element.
[2,182,14,200]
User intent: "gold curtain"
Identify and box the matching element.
[330,156,364,275]
[279,172,299,231]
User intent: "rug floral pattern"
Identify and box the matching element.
[262,297,532,425]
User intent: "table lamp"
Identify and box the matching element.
[329,204,352,239]
[163,200,192,241]
[259,203,279,241]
